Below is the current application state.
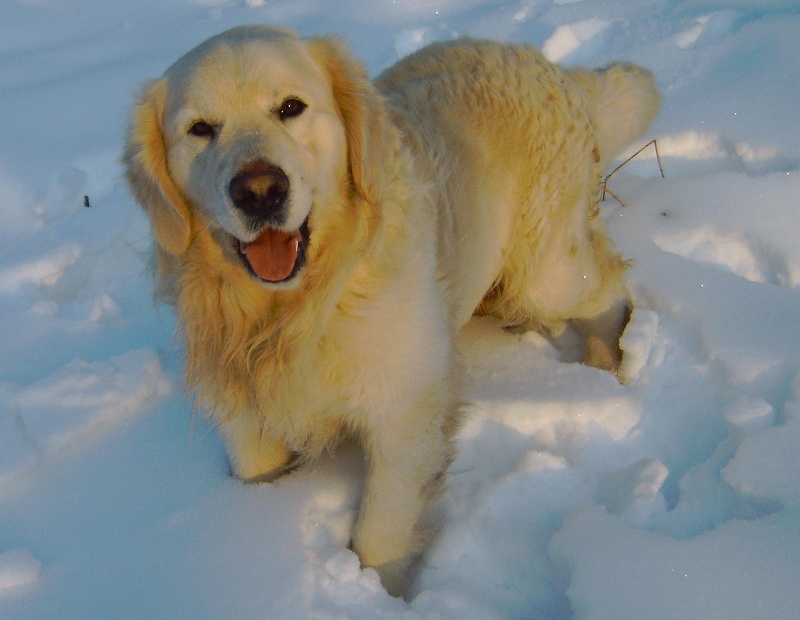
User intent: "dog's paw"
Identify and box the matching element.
[234,451,302,484]
[371,557,412,600]
[583,334,623,375]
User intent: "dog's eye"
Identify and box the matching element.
[188,120,218,139]
[278,98,307,121]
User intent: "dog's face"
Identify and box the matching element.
[125,26,388,290]
[163,29,347,286]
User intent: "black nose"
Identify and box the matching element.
[228,163,290,223]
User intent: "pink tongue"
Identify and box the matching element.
[242,228,301,282]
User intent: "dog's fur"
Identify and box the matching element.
[124,26,659,596]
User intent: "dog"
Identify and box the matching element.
[124,25,660,596]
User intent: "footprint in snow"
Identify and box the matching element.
[653,224,794,288]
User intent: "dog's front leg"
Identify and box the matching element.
[351,385,456,598]
[218,412,296,483]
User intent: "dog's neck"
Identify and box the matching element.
[171,193,378,424]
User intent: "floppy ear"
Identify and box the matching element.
[124,79,192,256]
[307,38,393,205]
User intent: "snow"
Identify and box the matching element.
[12,349,170,454]
[542,18,612,64]
[0,549,42,594]
[1,0,799,617]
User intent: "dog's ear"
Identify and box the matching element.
[308,37,393,205]
[124,79,192,256]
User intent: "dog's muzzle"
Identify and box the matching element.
[228,161,308,284]
[229,162,290,227]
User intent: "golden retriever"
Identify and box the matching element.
[124,25,660,596]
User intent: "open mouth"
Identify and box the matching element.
[236,219,310,284]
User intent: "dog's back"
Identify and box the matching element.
[378,38,659,370]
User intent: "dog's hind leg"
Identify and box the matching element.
[482,188,631,375]
[574,297,632,375]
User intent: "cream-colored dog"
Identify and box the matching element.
[125,25,659,596]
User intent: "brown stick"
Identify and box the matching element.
[601,139,664,206]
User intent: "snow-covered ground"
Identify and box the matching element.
[1,0,799,617]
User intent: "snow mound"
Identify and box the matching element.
[1,349,171,485]
[542,18,612,64]
[723,373,800,508]
[723,396,775,441]
[0,549,41,594]
[598,458,669,526]
[654,225,776,285]
[17,349,171,451]
[646,132,798,177]
[619,308,659,383]
[0,245,82,295]
[674,11,742,49]
[394,28,432,58]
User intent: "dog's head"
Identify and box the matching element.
[125,26,389,289]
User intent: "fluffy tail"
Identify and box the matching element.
[570,63,661,166]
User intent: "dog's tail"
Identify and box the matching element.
[570,63,661,166]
